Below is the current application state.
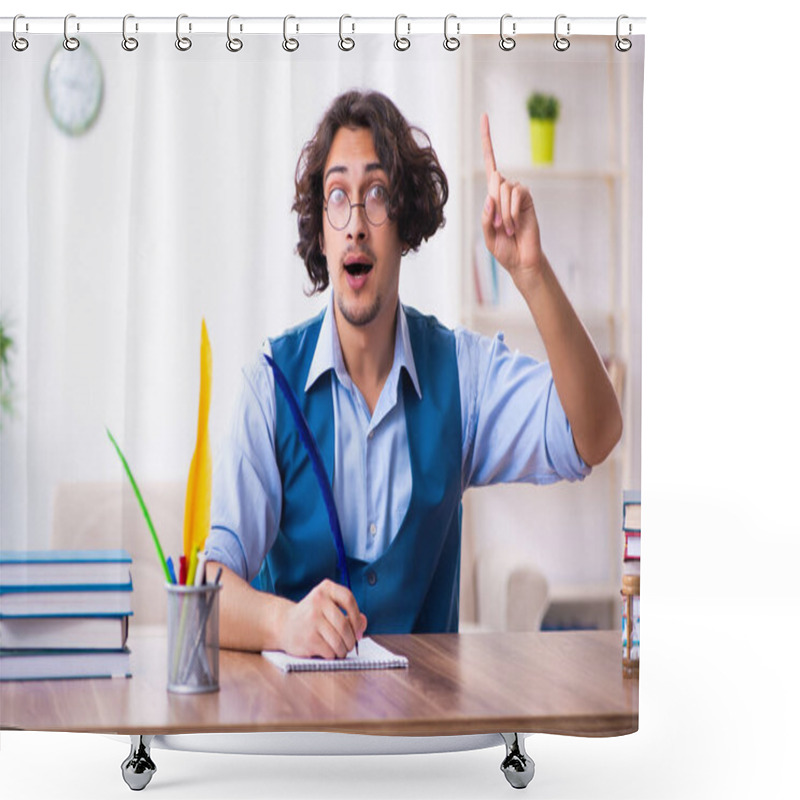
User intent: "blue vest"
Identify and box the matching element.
[253,306,463,633]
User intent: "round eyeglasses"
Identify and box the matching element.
[324,184,390,230]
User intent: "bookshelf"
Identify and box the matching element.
[457,36,641,631]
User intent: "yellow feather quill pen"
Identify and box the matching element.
[183,319,212,573]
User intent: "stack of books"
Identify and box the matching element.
[621,490,640,678]
[623,490,641,568]
[0,549,133,681]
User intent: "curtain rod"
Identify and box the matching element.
[2,15,646,38]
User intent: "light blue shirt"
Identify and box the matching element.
[206,293,590,582]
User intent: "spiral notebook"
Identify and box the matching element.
[262,637,409,673]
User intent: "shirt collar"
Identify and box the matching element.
[305,292,422,400]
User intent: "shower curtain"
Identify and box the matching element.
[0,14,644,796]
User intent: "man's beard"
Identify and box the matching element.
[337,292,381,327]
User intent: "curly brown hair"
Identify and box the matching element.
[293,90,449,294]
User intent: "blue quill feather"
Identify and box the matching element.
[263,353,352,590]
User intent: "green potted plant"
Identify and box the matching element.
[526,92,560,165]
[0,316,14,426]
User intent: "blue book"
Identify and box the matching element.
[0,550,133,618]
[0,549,132,589]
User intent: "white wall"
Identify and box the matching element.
[0,33,462,550]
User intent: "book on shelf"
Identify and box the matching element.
[622,490,641,569]
[0,615,129,650]
[624,530,641,561]
[0,549,132,587]
[622,558,640,577]
[0,647,131,681]
[622,490,641,532]
[621,490,641,677]
[621,586,640,666]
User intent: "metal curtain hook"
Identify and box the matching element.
[63,13,80,51]
[122,14,139,51]
[227,15,243,52]
[394,14,410,51]
[553,14,570,52]
[282,15,299,52]
[499,14,516,51]
[12,14,29,51]
[443,14,460,51]
[175,14,192,51]
[615,14,632,52]
[338,14,355,51]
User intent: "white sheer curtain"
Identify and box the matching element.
[0,34,462,549]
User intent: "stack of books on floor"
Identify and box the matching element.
[0,549,133,681]
[621,490,640,678]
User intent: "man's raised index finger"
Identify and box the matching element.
[481,113,497,183]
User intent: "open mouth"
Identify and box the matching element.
[343,257,374,277]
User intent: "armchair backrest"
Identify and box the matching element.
[51,481,183,626]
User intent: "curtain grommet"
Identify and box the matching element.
[499,14,516,51]
[615,15,632,52]
[226,15,243,52]
[282,15,299,52]
[443,14,460,51]
[12,15,29,51]
[175,14,192,51]
[122,14,139,52]
[394,15,410,51]
[338,15,355,51]
[63,14,80,51]
[554,14,570,52]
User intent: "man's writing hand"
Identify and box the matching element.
[279,578,367,659]
[480,113,547,287]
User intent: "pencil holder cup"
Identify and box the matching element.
[166,582,221,694]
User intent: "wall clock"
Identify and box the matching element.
[45,41,104,136]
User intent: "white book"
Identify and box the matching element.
[0,587,133,617]
[623,559,641,577]
[0,549,132,587]
[622,490,641,532]
[0,615,129,650]
[0,648,131,681]
[262,637,409,673]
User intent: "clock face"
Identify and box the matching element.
[45,42,104,136]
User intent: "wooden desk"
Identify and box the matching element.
[1,630,637,789]
[1,629,636,736]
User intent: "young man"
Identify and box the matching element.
[205,90,622,659]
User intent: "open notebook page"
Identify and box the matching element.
[262,636,409,673]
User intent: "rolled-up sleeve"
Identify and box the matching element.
[205,346,282,583]
[458,328,590,489]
